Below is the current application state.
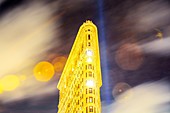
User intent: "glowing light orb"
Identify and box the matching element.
[0,75,20,91]
[0,85,3,94]
[112,82,132,102]
[87,57,92,63]
[33,61,55,82]
[52,56,67,73]
[86,50,93,56]
[86,80,95,87]
[115,43,144,70]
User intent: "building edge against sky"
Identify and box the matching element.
[57,20,102,113]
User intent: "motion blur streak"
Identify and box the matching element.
[141,38,170,56]
[0,2,59,103]
[126,1,170,32]
[0,3,57,77]
[97,0,112,104]
[0,0,4,4]
[102,81,170,113]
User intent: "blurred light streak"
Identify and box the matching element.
[33,61,55,82]
[102,81,170,113]
[97,0,112,104]
[141,37,170,56]
[47,53,58,61]
[0,3,59,77]
[19,75,26,81]
[0,0,4,4]
[9,14,59,52]
[127,1,170,32]
[0,3,60,102]
[155,29,163,39]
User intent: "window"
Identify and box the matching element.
[88,42,91,46]
[89,88,92,93]
[86,107,88,113]
[88,35,91,40]
[88,71,92,77]
[68,103,70,107]
[94,108,96,113]
[88,64,92,69]
[89,97,93,103]
[89,106,93,112]
[78,100,79,105]
[82,44,84,52]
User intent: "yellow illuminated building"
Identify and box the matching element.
[57,21,102,113]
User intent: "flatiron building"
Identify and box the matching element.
[57,21,102,113]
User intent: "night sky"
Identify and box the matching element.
[0,0,170,113]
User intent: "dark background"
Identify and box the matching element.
[0,0,170,112]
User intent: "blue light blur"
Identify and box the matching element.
[97,0,113,104]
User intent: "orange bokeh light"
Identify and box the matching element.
[33,61,55,82]
[112,82,133,103]
[115,43,144,70]
[52,56,67,73]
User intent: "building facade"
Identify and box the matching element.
[57,21,102,113]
